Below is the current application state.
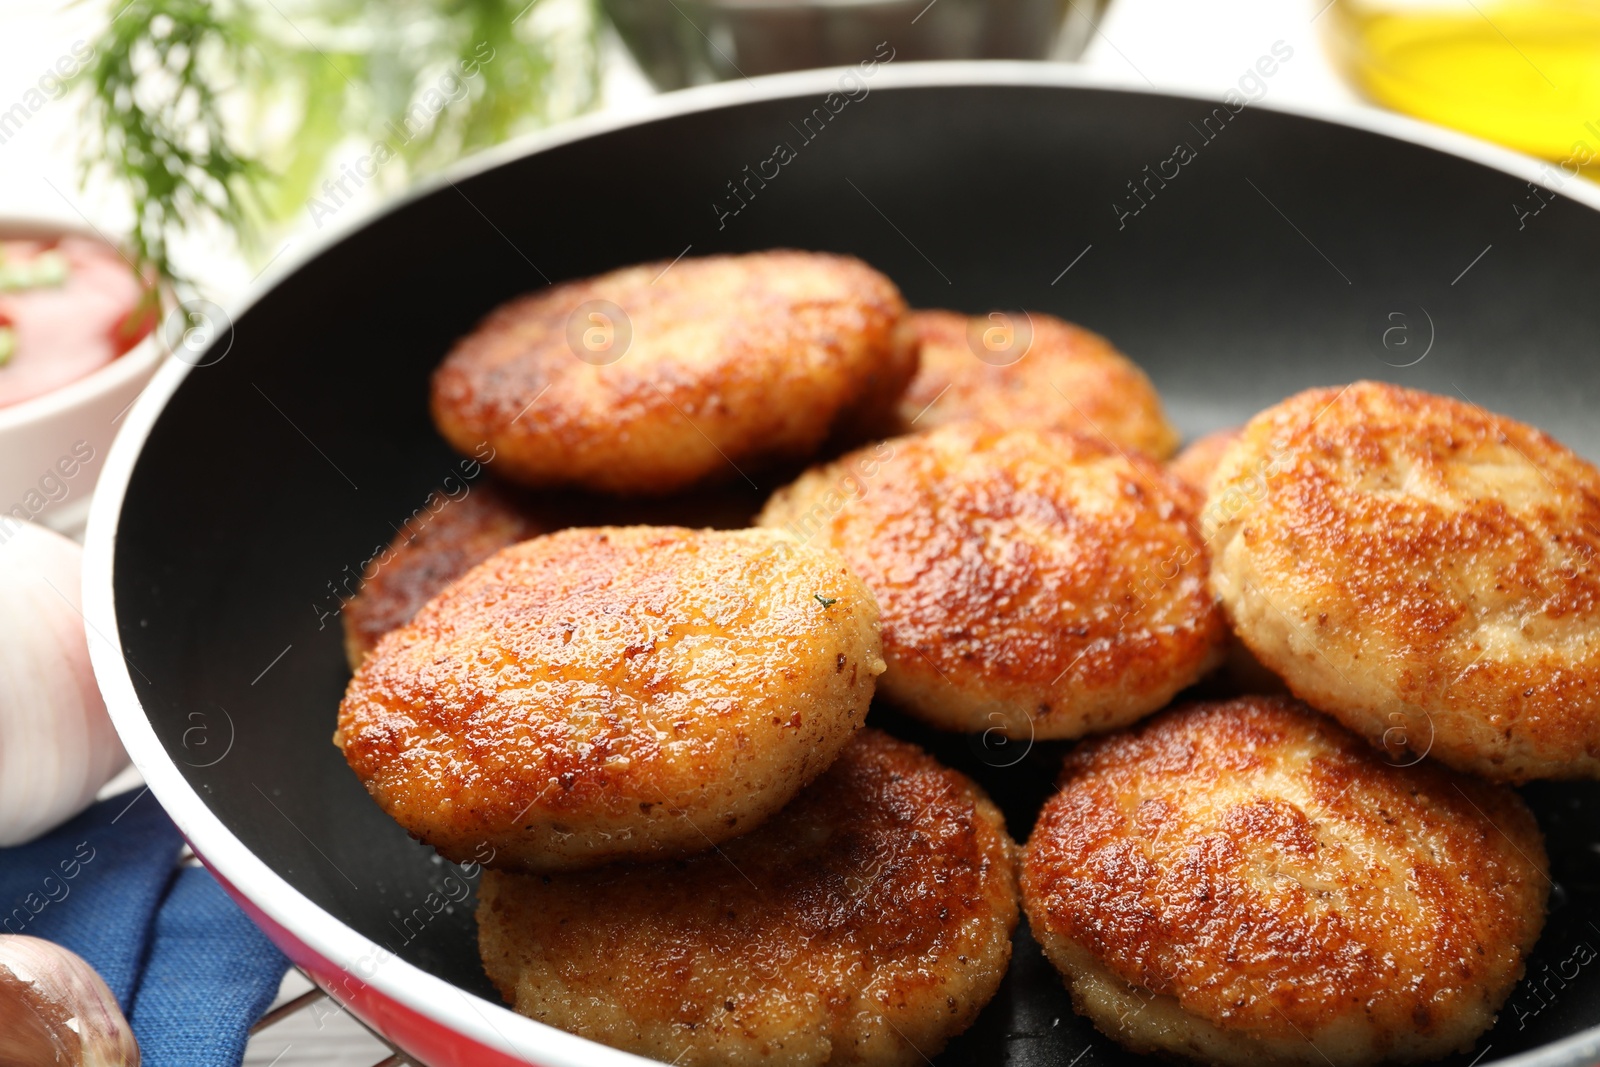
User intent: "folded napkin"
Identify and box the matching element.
[0,787,290,1067]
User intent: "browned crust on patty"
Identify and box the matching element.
[478,729,1019,1066]
[430,251,910,496]
[1169,426,1244,501]
[341,480,544,670]
[1021,696,1549,1064]
[1164,426,1290,696]
[335,525,883,871]
[894,310,1179,459]
[758,423,1225,739]
[1208,380,1600,780]
[339,479,770,671]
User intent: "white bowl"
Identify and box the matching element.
[0,218,165,535]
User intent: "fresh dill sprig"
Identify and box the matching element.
[428,0,602,165]
[76,0,263,290]
[73,0,601,290]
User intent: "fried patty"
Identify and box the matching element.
[758,423,1225,739]
[430,251,914,496]
[339,479,766,670]
[335,526,884,871]
[1169,426,1243,500]
[478,729,1019,1066]
[1021,696,1549,1067]
[341,480,544,670]
[1209,380,1600,780]
[894,310,1179,458]
[1162,426,1288,696]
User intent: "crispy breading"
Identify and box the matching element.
[1021,696,1549,1067]
[1164,426,1288,695]
[431,251,913,495]
[340,480,766,670]
[894,310,1178,458]
[341,480,544,670]
[758,423,1224,739]
[1209,380,1600,780]
[335,526,884,871]
[1169,426,1243,500]
[478,729,1019,1066]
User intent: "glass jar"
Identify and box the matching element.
[1321,0,1600,172]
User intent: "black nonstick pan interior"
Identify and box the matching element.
[109,70,1600,1066]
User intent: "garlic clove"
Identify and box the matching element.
[0,935,139,1066]
[0,522,129,847]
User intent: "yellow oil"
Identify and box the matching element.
[1322,0,1600,171]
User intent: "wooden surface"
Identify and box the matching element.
[243,970,395,1067]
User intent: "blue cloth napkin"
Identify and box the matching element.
[0,787,290,1066]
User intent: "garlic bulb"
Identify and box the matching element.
[0,522,128,846]
[0,935,140,1065]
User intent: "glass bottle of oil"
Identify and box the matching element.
[1321,0,1600,174]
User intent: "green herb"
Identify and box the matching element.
[73,0,602,289]
[76,0,263,289]
[0,328,16,368]
[814,594,838,607]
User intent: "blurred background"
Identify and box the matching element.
[5,0,1592,311]
[0,0,1594,1063]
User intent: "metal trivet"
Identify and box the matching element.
[249,966,414,1067]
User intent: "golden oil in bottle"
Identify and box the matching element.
[1321,0,1600,173]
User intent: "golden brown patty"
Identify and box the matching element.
[1163,427,1290,696]
[430,251,913,495]
[335,526,884,871]
[894,309,1179,458]
[1209,380,1600,780]
[341,480,544,670]
[478,729,1019,1066]
[758,423,1225,739]
[1021,696,1549,1067]
[339,479,767,670]
[1169,426,1243,500]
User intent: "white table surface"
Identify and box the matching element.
[6,1,1361,1062]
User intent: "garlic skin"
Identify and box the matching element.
[0,935,140,1066]
[0,522,128,846]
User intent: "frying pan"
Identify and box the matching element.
[82,63,1600,1067]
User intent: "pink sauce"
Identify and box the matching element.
[0,237,155,410]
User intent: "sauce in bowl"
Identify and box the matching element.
[0,237,155,410]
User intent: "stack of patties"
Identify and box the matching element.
[331,241,1582,1067]
[1019,380,1594,1066]
[756,330,1572,1064]
[335,252,1027,1066]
